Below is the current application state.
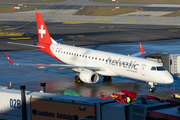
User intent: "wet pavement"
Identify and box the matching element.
[1,40,180,101]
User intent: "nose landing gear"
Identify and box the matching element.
[149,82,156,92]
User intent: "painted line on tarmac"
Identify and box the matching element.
[3,26,10,27]
[63,22,105,24]
[6,28,17,30]
[0,16,6,18]
[168,28,180,32]
[96,18,114,21]
[63,22,88,24]
[9,37,31,40]
[123,19,137,21]
[0,32,24,36]
[66,35,85,38]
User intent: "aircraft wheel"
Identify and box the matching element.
[150,87,155,92]
[103,76,112,81]
[74,75,83,83]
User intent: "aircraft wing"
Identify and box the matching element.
[130,42,145,57]
[5,52,105,71]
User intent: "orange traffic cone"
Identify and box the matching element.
[9,81,12,88]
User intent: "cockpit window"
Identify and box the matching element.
[151,67,156,70]
[157,66,166,71]
[151,66,166,71]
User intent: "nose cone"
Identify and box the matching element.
[164,72,174,84]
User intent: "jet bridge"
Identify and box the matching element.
[145,53,180,78]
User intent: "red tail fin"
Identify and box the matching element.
[36,12,52,44]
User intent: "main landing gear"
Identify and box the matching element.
[74,74,83,83]
[149,82,156,92]
[103,76,112,82]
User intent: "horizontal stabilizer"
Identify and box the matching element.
[7,42,44,48]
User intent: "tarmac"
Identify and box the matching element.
[1,1,180,102]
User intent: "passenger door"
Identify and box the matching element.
[141,64,146,76]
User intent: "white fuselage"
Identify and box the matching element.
[50,44,173,84]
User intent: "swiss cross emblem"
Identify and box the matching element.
[39,25,46,38]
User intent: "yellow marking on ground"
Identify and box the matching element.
[123,19,137,21]
[6,28,16,30]
[45,14,51,16]
[17,18,29,20]
[3,26,10,27]
[66,35,85,38]
[108,26,114,28]
[0,30,1,31]
[92,22,105,23]
[32,18,36,21]
[9,37,31,40]
[0,16,5,18]
[96,18,114,21]
[76,35,85,37]
[63,22,88,24]
[168,29,180,32]
[0,32,24,36]
[66,35,76,38]
[30,14,35,16]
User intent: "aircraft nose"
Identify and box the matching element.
[164,72,174,84]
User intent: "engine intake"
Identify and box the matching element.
[79,71,99,83]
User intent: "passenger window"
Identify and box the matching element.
[151,67,156,70]
[66,52,68,54]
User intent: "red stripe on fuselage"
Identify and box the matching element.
[37,42,65,63]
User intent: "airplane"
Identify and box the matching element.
[5,12,174,92]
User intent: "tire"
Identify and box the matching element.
[150,88,154,92]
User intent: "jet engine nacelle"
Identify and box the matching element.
[79,71,99,83]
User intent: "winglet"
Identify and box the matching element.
[139,42,145,53]
[5,52,15,65]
